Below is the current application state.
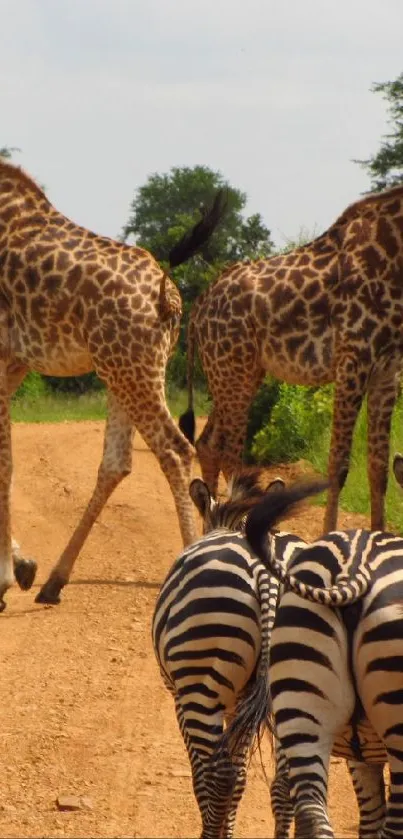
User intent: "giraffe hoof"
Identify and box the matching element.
[14,558,38,591]
[35,574,65,605]
[0,599,6,613]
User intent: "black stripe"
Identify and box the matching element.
[281,734,319,749]
[288,755,324,768]
[367,656,403,674]
[275,707,320,726]
[178,683,218,699]
[270,641,333,670]
[386,745,403,761]
[167,647,246,667]
[186,719,222,735]
[289,543,343,578]
[172,665,234,690]
[167,596,258,632]
[288,569,325,587]
[362,619,403,644]
[365,580,403,617]
[271,677,326,700]
[181,701,225,715]
[384,722,403,738]
[275,605,335,636]
[165,623,256,657]
[177,567,256,601]
[375,689,403,705]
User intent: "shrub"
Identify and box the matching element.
[13,371,48,400]
[244,377,281,461]
[251,383,333,464]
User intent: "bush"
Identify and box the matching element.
[244,377,281,461]
[166,346,207,391]
[44,372,105,393]
[13,371,48,400]
[251,383,333,464]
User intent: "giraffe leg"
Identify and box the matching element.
[366,358,400,530]
[6,362,38,591]
[196,410,223,496]
[133,400,196,546]
[324,355,368,531]
[197,373,263,494]
[35,394,134,603]
[36,384,196,604]
[0,359,15,608]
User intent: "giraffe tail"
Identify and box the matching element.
[168,188,228,269]
[178,314,196,445]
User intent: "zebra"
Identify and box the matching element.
[244,488,403,839]
[152,470,326,839]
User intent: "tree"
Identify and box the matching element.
[0,146,20,159]
[355,73,403,190]
[122,166,274,388]
[122,165,273,280]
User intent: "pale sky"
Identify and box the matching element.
[2,0,403,248]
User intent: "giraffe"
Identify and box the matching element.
[0,157,227,609]
[179,184,403,534]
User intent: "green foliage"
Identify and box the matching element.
[355,73,403,190]
[244,378,281,461]
[0,146,20,159]
[122,165,273,269]
[122,165,274,389]
[251,383,333,463]
[44,372,105,393]
[13,371,48,400]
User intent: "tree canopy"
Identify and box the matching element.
[0,146,20,159]
[356,73,403,191]
[122,165,274,387]
[122,165,273,266]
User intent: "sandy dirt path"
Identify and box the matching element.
[0,419,373,837]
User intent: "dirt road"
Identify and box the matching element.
[0,419,372,837]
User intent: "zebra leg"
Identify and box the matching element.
[174,697,236,839]
[381,756,403,838]
[173,698,209,829]
[221,736,251,839]
[347,760,385,839]
[289,746,334,839]
[203,746,237,839]
[270,741,294,838]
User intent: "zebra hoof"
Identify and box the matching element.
[14,558,38,591]
[35,574,65,605]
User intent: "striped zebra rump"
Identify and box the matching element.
[244,492,403,839]
[152,529,273,839]
[152,471,327,839]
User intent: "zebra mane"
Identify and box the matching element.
[207,468,273,532]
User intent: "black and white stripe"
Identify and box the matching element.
[152,472,325,839]
[245,492,403,839]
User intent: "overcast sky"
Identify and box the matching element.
[2,0,402,248]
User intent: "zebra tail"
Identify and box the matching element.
[245,480,372,607]
[178,316,196,444]
[215,569,277,763]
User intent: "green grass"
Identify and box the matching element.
[305,397,403,532]
[10,385,210,424]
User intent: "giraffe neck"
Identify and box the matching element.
[0,161,51,248]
